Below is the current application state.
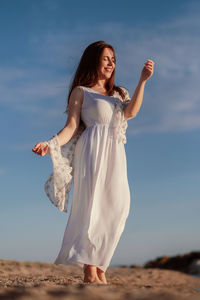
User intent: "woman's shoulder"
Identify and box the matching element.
[70,86,85,97]
[115,86,131,102]
[119,86,130,96]
[69,86,84,105]
[71,85,84,92]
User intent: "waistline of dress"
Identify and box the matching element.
[83,123,126,144]
[82,122,127,144]
[85,123,118,129]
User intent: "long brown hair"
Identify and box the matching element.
[65,40,126,114]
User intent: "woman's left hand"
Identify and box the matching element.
[140,59,154,82]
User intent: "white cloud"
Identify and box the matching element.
[1,3,200,135]
[0,68,69,104]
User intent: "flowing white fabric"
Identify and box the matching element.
[44,86,131,214]
[45,86,132,272]
[44,123,85,212]
[52,85,132,272]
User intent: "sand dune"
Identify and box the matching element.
[0,259,200,299]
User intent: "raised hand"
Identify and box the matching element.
[32,142,49,156]
[140,59,154,82]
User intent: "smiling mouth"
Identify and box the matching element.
[105,68,113,72]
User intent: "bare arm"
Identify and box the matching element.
[124,59,154,119]
[32,86,83,155]
[56,86,83,146]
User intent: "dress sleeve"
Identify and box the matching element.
[44,123,85,213]
[120,86,131,106]
[118,86,132,121]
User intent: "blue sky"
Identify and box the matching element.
[1,0,200,267]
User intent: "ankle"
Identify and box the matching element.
[84,275,99,283]
[97,268,105,274]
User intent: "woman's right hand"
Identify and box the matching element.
[32,142,49,156]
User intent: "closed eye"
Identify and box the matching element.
[103,56,116,63]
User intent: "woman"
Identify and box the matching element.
[32,41,154,284]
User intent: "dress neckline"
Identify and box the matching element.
[85,86,116,98]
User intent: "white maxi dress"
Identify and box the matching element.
[54,86,131,272]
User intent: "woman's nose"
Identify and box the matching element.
[107,59,113,66]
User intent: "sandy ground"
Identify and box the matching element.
[0,259,200,300]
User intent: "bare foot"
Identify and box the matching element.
[97,267,108,284]
[83,275,103,284]
[83,264,104,284]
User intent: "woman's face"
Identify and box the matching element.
[98,47,116,80]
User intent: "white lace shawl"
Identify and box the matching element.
[44,87,131,213]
